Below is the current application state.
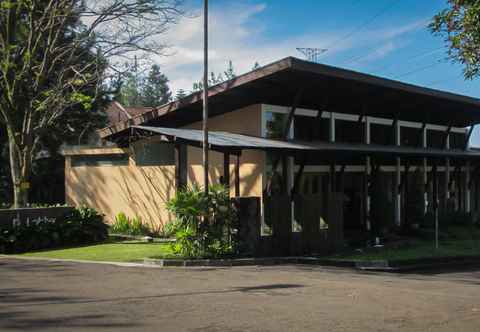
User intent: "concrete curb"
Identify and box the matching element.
[0,255,163,269]
[3,254,480,272]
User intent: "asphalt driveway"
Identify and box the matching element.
[1,258,480,331]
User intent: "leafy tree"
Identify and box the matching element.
[142,64,172,107]
[0,0,183,207]
[430,0,480,79]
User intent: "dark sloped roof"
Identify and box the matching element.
[101,57,480,140]
[133,126,480,160]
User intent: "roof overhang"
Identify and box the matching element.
[132,126,480,161]
[100,57,480,141]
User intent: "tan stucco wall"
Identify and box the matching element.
[65,153,175,231]
[183,104,264,197]
[64,104,265,230]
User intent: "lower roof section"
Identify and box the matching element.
[133,126,480,160]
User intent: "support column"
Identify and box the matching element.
[329,111,336,193]
[175,144,187,192]
[365,116,371,231]
[445,133,451,209]
[422,125,428,214]
[235,154,240,197]
[466,160,471,213]
[433,161,439,249]
[394,120,401,226]
[223,152,230,194]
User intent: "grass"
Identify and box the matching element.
[331,226,480,262]
[17,240,174,263]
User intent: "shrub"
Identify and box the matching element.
[166,184,236,258]
[111,212,150,236]
[0,206,108,254]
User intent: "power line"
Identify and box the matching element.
[391,60,443,79]
[424,73,464,87]
[323,0,400,55]
[370,47,443,74]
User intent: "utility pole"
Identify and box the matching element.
[202,0,209,193]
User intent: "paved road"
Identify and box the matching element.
[1,258,480,331]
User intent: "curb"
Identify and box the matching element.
[0,255,162,269]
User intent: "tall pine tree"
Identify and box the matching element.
[142,64,172,107]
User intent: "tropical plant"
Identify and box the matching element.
[165,184,236,258]
[111,212,151,236]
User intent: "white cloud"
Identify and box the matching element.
[153,3,428,94]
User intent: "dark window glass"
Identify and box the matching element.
[427,130,444,149]
[335,119,362,143]
[450,132,466,149]
[71,154,129,167]
[133,141,175,166]
[401,126,419,147]
[371,123,393,145]
[294,115,328,141]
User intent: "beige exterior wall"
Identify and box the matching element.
[65,152,176,232]
[64,104,265,230]
[183,104,264,197]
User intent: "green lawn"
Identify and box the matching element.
[331,240,480,262]
[17,241,174,262]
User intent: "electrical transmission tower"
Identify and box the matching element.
[296,48,327,63]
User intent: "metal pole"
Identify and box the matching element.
[202,0,209,193]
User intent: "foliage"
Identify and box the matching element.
[142,64,172,107]
[165,185,236,258]
[430,0,480,79]
[0,207,108,254]
[0,0,183,207]
[192,60,237,91]
[115,62,172,107]
[111,212,151,236]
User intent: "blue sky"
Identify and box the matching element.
[156,0,480,142]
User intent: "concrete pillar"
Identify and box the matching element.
[329,112,335,142]
[394,120,401,226]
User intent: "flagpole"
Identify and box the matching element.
[202,0,209,193]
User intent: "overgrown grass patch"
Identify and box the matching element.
[16,240,175,262]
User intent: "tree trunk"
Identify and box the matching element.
[8,136,30,208]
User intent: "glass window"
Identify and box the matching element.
[71,154,129,167]
[133,141,175,166]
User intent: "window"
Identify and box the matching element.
[71,154,129,167]
[132,141,175,166]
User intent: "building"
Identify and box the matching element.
[63,57,480,251]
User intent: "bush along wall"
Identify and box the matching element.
[0,207,108,254]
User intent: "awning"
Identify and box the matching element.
[133,125,480,160]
